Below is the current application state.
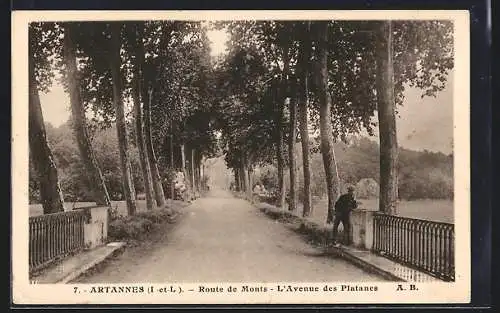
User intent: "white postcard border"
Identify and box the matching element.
[12,10,471,305]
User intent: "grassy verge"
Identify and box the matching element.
[108,205,186,246]
[256,202,348,248]
[234,191,350,248]
[231,191,261,204]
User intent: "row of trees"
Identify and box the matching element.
[29,20,454,218]
[29,21,219,215]
[214,20,453,216]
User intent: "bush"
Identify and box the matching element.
[108,218,152,240]
[160,168,192,200]
[135,209,174,224]
[108,208,176,241]
[355,178,379,199]
[259,191,280,206]
[257,165,279,192]
[398,171,453,200]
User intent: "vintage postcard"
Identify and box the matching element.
[12,10,470,305]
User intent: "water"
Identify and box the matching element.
[298,198,454,224]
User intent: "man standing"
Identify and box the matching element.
[327,186,358,247]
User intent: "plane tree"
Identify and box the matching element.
[307,20,454,215]
[136,21,219,197]
[28,22,66,214]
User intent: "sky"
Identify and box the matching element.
[38,29,453,155]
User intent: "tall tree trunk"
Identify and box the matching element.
[110,23,136,216]
[298,22,313,217]
[194,152,200,194]
[197,163,201,192]
[29,35,65,214]
[241,156,248,193]
[169,130,175,201]
[201,159,204,182]
[143,86,166,207]
[200,156,205,192]
[274,83,286,208]
[187,148,193,195]
[180,143,190,194]
[239,166,244,192]
[242,156,249,197]
[299,101,313,217]
[129,23,155,210]
[288,96,297,211]
[247,164,253,199]
[195,152,201,193]
[315,21,340,217]
[237,156,244,192]
[376,21,399,215]
[181,144,186,173]
[63,23,111,207]
[276,43,291,209]
[240,166,245,192]
[191,148,196,196]
[234,168,240,192]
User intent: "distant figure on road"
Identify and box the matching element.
[327,185,358,247]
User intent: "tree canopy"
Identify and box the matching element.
[29,19,454,215]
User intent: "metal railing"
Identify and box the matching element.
[29,209,88,273]
[372,213,455,281]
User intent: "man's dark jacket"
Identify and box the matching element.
[327,193,357,222]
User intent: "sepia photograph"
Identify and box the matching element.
[12,10,470,304]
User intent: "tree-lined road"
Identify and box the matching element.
[76,189,383,283]
[26,19,455,288]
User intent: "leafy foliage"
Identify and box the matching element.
[29,122,144,203]
[29,20,454,216]
[214,20,453,167]
[29,22,64,92]
[213,21,296,169]
[133,21,220,165]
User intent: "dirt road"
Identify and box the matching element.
[76,189,383,283]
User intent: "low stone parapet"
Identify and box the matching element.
[80,206,109,250]
[350,208,377,250]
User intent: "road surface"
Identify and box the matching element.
[76,188,383,283]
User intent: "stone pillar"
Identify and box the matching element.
[350,208,376,250]
[82,206,109,249]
